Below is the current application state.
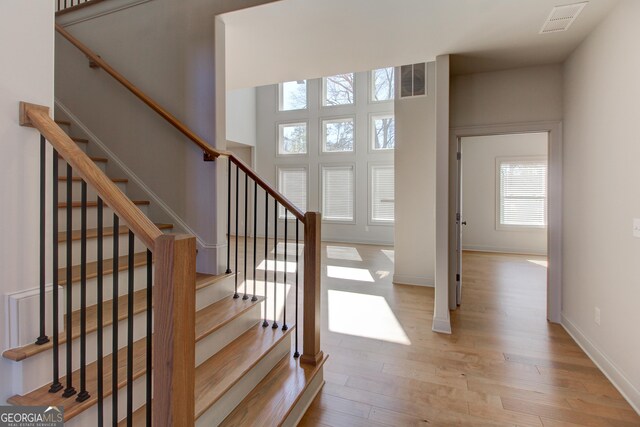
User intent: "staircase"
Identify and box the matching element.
[4,16,326,422]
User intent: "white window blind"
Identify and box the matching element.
[371,165,394,222]
[322,166,354,221]
[278,168,307,218]
[499,159,547,227]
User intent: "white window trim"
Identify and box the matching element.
[320,163,356,224]
[495,156,548,231]
[276,121,309,157]
[369,113,395,152]
[321,73,356,107]
[278,80,308,112]
[320,116,356,155]
[368,162,395,226]
[276,165,309,220]
[369,68,395,104]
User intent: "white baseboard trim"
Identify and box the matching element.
[392,274,434,287]
[561,314,640,415]
[432,314,452,334]
[462,245,547,256]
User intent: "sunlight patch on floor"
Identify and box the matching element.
[527,259,548,268]
[257,259,298,273]
[327,245,363,261]
[381,249,395,263]
[328,290,411,345]
[327,265,374,282]
[271,242,304,255]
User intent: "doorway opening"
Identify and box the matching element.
[455,132,549,318]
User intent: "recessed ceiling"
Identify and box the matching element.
[221,0,618,90]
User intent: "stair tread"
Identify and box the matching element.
[2,288,149,362]
[221,353,328,427]
[55,119,71,126]
[195,325,293,419]
[58,154,107,163]
[58,251,148,287]
[58,223,173,243]
[58,176,128,183]
[71,137,88,143]
[58,200,149,208]
[7,296,260,422]
[195,295,264,343]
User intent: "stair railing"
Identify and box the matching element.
[19,102,196,426]
[55,23,325,367]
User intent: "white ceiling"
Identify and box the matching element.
[221,0,618,90]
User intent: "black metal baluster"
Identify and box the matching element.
[282,210,288,331]
[294,219,300,358]
[63,163,76,398]
[112,215,119,426]
[49,148,63,393]
[97,199,104,424]
[36,135,49,346]
[234,164,239,298]
[146,249,152,427]
[126,231,134,426]
[226,160,231,275]
[243,173,249,300]
[76,181,90,402]
[262,192,269,328]
[272,199,278,329]
[252,181,258,302]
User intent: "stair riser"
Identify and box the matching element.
[195,304,261,367]
[58,205,149,232]
[195,278,236,311]
[58,158,106,176]
[281,367,325,427]
[12,309,149,396]
[195,334,292,427]
[58,234,147,266]
[58,181,127,202]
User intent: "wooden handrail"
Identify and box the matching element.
[20,102,163,250]
[56,24,307,222]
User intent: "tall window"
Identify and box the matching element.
[371,68,394,102]
[323,73,355,106]
[371,114,395,150]
[370,165,394,223]
[322,165,355,222]
[278,167,307,218]
[498,158,547,228]
[322,118,355,152]
[279,80,307,111]
[278,122,307,155]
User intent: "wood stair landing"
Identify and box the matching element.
[7,291,262,422]
[221,353,328,427]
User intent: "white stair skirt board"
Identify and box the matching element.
[6,285,64,348]
[432,314,452,334]
[10,309,148,396]
[196,335,292,427]
[562,315,640,414]
[58,204,149,232]
[58,180,127,203]
[59,233,147,266]
[58,158,106,175]
[281,367,325,427]
[392,274,434,287]
[195,303,261,367]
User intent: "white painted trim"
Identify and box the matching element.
[562,314,640,415]
[462,246,546,256]
[57,0,154,27]
[450,120,562,324]
[55,100,213,251]
[393,274,434,287]
[432,314,452,334]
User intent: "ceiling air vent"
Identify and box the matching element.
[540,2,587,34]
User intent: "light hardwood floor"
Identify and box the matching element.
[297,247,640,427]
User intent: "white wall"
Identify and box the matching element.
[0,0,54,403]
[254,73,395,244]
[227,88,256,146]
[562,0,640,411]
[461,133,548,255]
[394,62,436,286]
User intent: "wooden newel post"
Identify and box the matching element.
[301,212,324,366]
[153,234,197,427]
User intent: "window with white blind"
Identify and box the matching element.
[278,167,307,219]
[370,165,394,223]
[498,158,547,228]
[321,165,355,222]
